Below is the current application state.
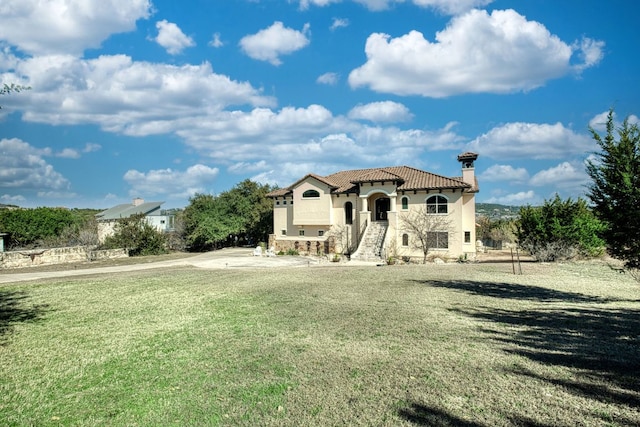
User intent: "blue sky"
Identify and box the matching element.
[1,0,638,209]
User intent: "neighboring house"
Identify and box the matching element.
[267,153,479,261]
[96,198,175,243]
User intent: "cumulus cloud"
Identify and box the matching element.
[349,9,604,97]
[239,22,310,66]
[467,122,595,160]
[589,110,640,132]
[348,101,413,123]
[0,0,151,56]
[479,164,529,183]
[317,72,339,85]
[5,54,274,131]
[123,164,220,198]
[0,138,70,191]
[529,161,589,191]
[154,20,195,55]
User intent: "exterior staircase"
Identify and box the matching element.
[351,221,388,262]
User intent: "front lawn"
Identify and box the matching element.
[1,262,638,426]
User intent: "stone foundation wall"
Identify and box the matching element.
[268,235,336,255]
[0,246,128,269]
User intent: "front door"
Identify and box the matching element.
[375,197,390,221]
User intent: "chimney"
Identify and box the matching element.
[132,197,144,206]
[457,152,478,187]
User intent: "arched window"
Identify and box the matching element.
[303,189,320,198]
[401,196,409,210]
[402,233,409,246]
[426,195,448,214]
[345,202,353,225]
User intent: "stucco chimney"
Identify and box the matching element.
[132,197,144,206]
[457,152,478,187]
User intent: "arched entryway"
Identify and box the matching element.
[375,197,390,221]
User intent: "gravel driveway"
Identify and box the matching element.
[0,247,320,284]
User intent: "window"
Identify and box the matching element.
[318,230,324,237]
[427,231,448,249]
[426,195,448,214]
[299,230,305,236]
[464,231,471,243]
[302,189,320,198]
[276,201,280,205]
[281,229,287,236]
[283,200,287,205]
[401,196,409,210]
[345,202,353,225]
[402,233,409,246]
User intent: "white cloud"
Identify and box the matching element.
[154,20,195,55]
[467,122,594,160]
[589,110,640,132]
[6,54,274,130]
[317,72,339,85]
[56,148,81,159]
[349,9,604,97]
[485,190,536,205]
[1,194,26,203]
[411,0,494,14]
[123,164,220,198]
[209,33,224,48]
[239,22,310,66]
[0,0,152,56]
[348,101,413,123]
[330,18,349,31]
[529,161,589,191]
[299,0,492,13]
[0,138,70,190]
[479,164,529,183]
[83,143,102,153]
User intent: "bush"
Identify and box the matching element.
[100,214,168,256]
[517,195,605,261]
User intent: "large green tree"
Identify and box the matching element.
[182,180,275,251]
[586,110,640,269]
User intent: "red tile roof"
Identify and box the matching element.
[268,165,477,197]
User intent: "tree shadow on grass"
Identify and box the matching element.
[415,279,625,303]
[0,289,50,344]
[397,403,483,426]
[453,305,640,409]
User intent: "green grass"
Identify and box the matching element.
[1,262,639,426]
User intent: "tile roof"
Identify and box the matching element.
[267,165,476,197]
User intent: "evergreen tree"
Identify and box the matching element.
[586,110,640,269]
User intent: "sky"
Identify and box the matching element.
[0,0,638,209]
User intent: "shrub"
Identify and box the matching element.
[100,214,168,256]
[517,195,605,261]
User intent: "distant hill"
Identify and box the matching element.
[476,203,520,220]
[0,203,20,210]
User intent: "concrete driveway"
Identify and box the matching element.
[0,247,321,284]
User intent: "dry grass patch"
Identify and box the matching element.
[1,261,638,426]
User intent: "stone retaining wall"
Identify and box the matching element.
[0,246,128,269]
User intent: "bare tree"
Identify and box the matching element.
[326,224,356,256]
[400,206,455,263]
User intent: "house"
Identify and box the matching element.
[95,198,175,243]
[267,153,479,262]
